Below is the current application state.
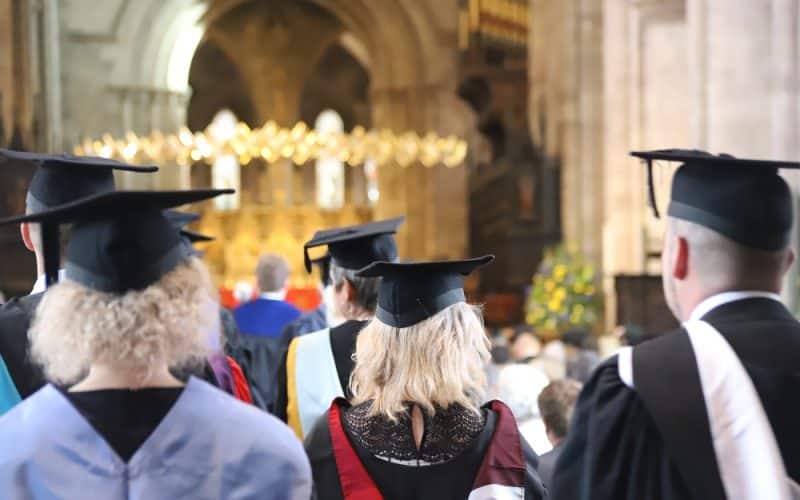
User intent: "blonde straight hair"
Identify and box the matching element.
[30,257,217,386]
[350,302,491,421]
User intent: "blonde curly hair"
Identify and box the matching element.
[350,302,491,421]
[30,257,217,386]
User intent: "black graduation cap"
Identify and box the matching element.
[631,149,799,250]
[164,210,215,244]
[357,255,494,328]
[310,253,333,287]
[0,189,233,292]
[0,149,158,213]
[303,216,405,273]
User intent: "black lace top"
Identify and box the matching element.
[342,401,486,466]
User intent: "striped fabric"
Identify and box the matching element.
[287,329,344,439]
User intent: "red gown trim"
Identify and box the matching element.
[327,399,525,499]
[227,356,253,404]
[328,398,383,499]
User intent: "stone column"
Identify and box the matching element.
[688,0,800,306]
[370,83,469,261]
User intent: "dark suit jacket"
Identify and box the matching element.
[537,445,561,490]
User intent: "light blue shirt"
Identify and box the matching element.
[0,377,311,499]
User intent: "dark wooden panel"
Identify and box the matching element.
[0,162,36,297]
[615,274,678,334]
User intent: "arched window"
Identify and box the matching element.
[315,109,345,210]
[208,109,241,211]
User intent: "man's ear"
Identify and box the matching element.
[673,236,689,280]
[20,223,35,252]
[785,249,795,273]
[343,278,356,303]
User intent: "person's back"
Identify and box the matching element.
[659,297,800,477]
[305,257,546,499]
[0,378,310,499]
[535,379,581,490]
[0,190,312,499]
[234,253,301,337]
[235,297,301,337]
[553,150,800,499]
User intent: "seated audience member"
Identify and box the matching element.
[234,253,301,337]
[0,190,311,498]
[510,328,542,363]
[494,362,551,454]
[536,378,582,489]
[562,328,600,383]
[305,256,546,499]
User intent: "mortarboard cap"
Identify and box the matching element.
[631,149,798,250]
[303,216,405,273]
[0,189,233,293]
[357,255,494,328]
[310,253,333,287]
[164,210,215,243]
[0,149,158,214]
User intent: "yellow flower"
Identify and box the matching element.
[548,298,561,312]
[554,287,567,301]
[573,282,586,294]
[554,264,567,280]
[544,280,556,292]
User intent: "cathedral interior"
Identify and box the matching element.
[2,0,800,334]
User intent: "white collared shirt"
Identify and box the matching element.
[29,269,66,295]
[688,290,783,322]
[260,290,287,301]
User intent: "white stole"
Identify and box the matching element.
[618,322,800,499]
[294,328,345,438]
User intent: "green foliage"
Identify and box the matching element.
[526,244,601,334]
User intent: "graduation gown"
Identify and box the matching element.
[551,296,800,499]
[0,292,45,398]
[0,377,312,500]
[305,399,547,500]
[275,320,367,424]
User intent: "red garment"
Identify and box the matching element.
[227,356,253,404]
[327,398,526,500]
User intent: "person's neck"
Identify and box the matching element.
[680,284,781,322]
[345,309,373,322]
[260,289,287,301]
[69,362,183,392]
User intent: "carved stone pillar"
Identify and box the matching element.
[371,84,469,261]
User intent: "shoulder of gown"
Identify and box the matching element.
[550,354,693,500]
[304,409,344,500]
[304,405,547,500]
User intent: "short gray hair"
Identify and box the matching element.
[330,261,379,313]
[667,217,789,289]
[255,253,291,293]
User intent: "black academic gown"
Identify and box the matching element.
[305,401,546,500]
[0,293,45,398]
[274,319,366,421]
[551,297,800,500]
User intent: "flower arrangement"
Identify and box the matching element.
[526,245,601,335]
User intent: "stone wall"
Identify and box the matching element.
[531,0,800,326]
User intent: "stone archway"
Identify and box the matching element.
[57,0,472,260]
